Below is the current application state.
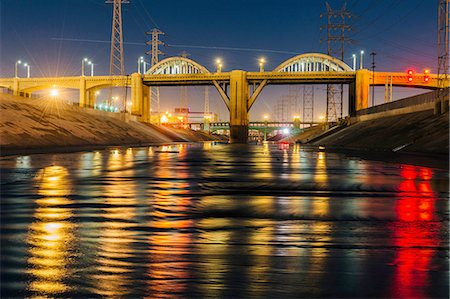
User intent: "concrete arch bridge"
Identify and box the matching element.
[0,53,445,143]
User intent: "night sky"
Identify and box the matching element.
[0,0,438,120]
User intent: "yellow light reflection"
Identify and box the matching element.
[145,151,194,297]
[93,149,137,298]
[314,151,328,184]
[27,166,74,297]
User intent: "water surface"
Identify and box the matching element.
[1,143,448,298]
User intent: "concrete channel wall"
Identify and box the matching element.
[353,88,448,122]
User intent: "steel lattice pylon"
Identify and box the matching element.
[146,28,165,123]
[322,2,352,123]
[106,0,129,76]
[436,0,449,114]
[302,85,314,125]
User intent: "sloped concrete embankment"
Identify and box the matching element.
[0,94,212,155]
[311,109,449,156]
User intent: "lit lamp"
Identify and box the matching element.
[360,50,364,69]
[87,61,94,76]
[216,59,222,73]
[319,115,325,122]
[82,58,89,76]
[15,60,22,78]
[50,89,58,97]
[23,63,31,78]
[259,58,266,72]
[352,54,356,71]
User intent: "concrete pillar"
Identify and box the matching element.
[434,100,442,114]
[79,77,86,107]
[348,81,356,116]
[87,90,96,108]
[355,69,370,110]
[441,97,449,113]
[13,78,19,96]
[141,85,150,122]
[229,70,249,143]
[131,73,143,116]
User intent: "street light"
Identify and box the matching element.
[82,58,89,76]
[352,54,356,71]
[263,114,269,120]
[319,115,325,122]
[23,63,30,78]
[140,57,148,74]
[259,57,266,72]
[87,61,94,76]
[50,89,58,97]
[360,50,364,69]
[216,59,222,73]
[15,60,22,78]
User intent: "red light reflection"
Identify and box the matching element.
[390,165,439,299]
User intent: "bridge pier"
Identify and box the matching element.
[79,77,86,107]
[141,85,150,122]
[355,69,370,111]
[13,78,19,96]
[229,70,249,143]
[131,73,143,116]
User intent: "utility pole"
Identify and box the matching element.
[321,2,353,123]
[204,86,210,132]
[370,52,376,106]
[146,28,165,123]
[106,0,129,76]
[436,0,449,114]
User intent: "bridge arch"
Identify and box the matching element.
[146,56,210,75]
[273,53,352,72]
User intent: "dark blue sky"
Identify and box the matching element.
[0,0,438,120]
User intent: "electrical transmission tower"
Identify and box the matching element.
[180,51,190,127]
[436,0,449,114]
[321,2,353,123]
[146,28,165,66]
[303,85,314,126]
[106,0,129,76]
[146,28,165,122]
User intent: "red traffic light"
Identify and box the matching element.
[424,69,430,82]
[407,69,414,82]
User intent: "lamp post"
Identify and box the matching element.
[87,61,94,76]
[82,58,88,76]
[259,58,265,72]
[15,60,22,78]
[360,50,364,69]
[23,63,30,78]
[137,57,141,74]
[263,115,269,141]
[216,59,222,73]
[141,57,148,74]
[352,54,356,71]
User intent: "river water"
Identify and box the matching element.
[1,142,448,298]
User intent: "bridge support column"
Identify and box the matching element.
[229,70,249,143]
[13,78,19,96]
[87,89,97,108]
[131,73,143,116]
[141,85,150,122]
[355,69,370,111]
[79,77,87,107]
[348,81,356,116]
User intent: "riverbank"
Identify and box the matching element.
[0,94,215,156]
[311,109,449,156]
